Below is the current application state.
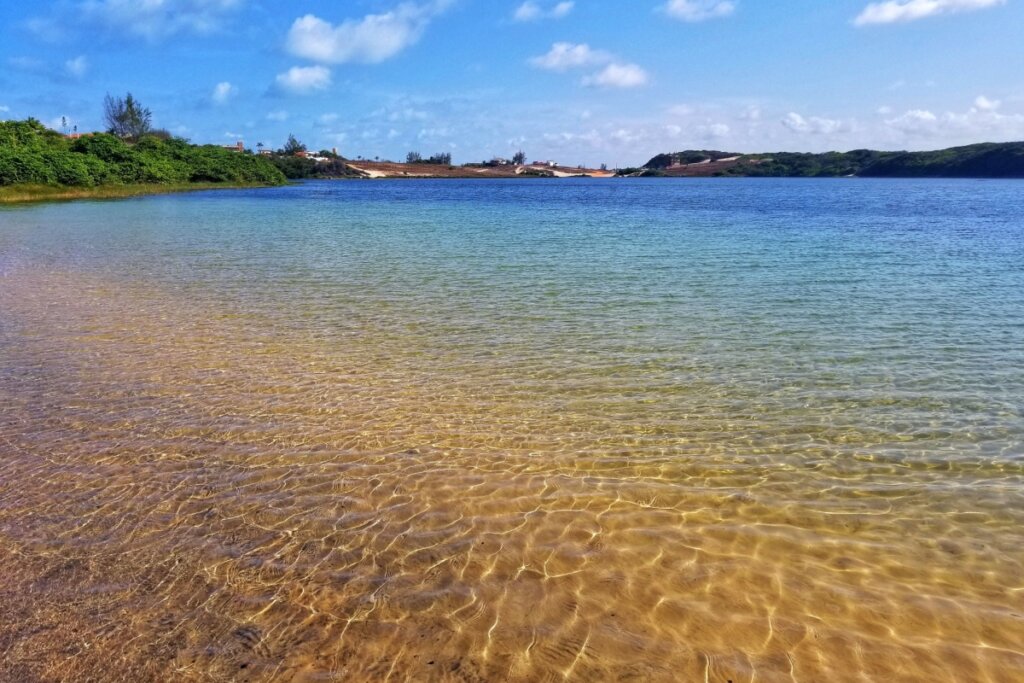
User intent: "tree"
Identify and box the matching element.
[284,134,306,155]
[103,93,152,141]
[256,142,264,154]
[406,151,422,164]
[512,150,526,165]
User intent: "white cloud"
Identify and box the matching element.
[854,0,1005,26]
[877,105,894,115]
[782,112,847,135]
[286,1,452,65]
[513,1,574,22]
[884,101,1024,140]
[529,43,648,88]
[583,63,650,89]
[78,0,245,40]
[529,43,611,71]
[274,65,331,94]
[702,122,731,137]
[64,55,88,78]
[266,110,289,121]
[663,0,737,22]
[740,105,762,121]
[975,95,1001,111]
[885,109,938,132]
[212,81,236,105]
[610,128,644,145]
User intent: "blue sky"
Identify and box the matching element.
[2,0,1022,165]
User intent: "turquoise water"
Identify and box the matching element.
[1,178,1023,681]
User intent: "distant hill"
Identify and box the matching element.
[634,142,1024,178]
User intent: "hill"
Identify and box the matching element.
[0,118,287,199]
[635,142,1024,178]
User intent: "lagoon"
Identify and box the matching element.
[1,178,1023,681]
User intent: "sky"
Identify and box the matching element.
[2,0,1023,166]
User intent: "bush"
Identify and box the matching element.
[43,150,94,186]
[0,119,287,188]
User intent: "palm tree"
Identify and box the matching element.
[256,142,264,155]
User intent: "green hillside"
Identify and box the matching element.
[0,118,287,191]
[640,143,1024,178]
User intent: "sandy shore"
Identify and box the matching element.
[346,161,615,179]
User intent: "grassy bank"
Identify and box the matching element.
[0,182,282,205]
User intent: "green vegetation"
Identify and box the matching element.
[406,151,453,165]
[638,143,1024,178]
[720,150,890,177]
[103,93,153,142]
[645,151,737,168]
[858,143,1024,178]
[283,134,307,156]
[0,118,286,200]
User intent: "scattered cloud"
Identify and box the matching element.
[9,54,89,83]
[286,1,452,65]
[76,0,246,40]
[64,55,88,78]
[854,0,1005,26]
[530,43,648,88]
[266,110,289,121]
[583,63,650,89]
[529,43,611,71]
[0,105,10,114]
[885,109,937,132]
[513,1,574,22]
[782,112,848,135]
[975,95,1001,111]
[274,65,332,94]
[883,100,1024,140]
[700,122,731,137]
[212,81,236,105]
[663,0,737,22]
[740,105,762,121]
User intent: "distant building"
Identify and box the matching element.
[294,150,309,158]
[532,160,558,167]
[258,149,273,156]
[65,132,94,140]
[223,141,244,152]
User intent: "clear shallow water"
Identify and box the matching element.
[1,178,1022,681]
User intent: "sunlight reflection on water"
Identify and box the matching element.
[1,179,1022,681]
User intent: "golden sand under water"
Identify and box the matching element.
[1,267,1022,682]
